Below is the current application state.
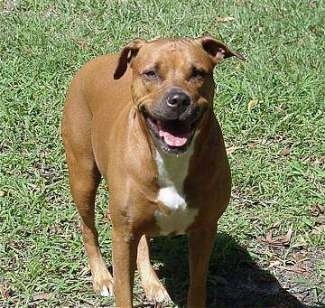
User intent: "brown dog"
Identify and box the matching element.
[61,36,244,307]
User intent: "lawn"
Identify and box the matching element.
[0,0,324,307]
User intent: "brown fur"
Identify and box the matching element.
[61,36,243,307]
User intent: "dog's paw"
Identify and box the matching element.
[93,272,114,297]
[143,280,171,304]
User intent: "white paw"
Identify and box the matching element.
[100,285,112,297]
[144,281,171,304]
[93,274,114,297]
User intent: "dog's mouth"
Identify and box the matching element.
[144,113,199,154]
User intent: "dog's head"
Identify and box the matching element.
[114,36,244,154]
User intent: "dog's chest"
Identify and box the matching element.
[154,150,198,236]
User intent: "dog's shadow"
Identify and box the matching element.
[145,233,306,308]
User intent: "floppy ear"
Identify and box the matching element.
[197,36,245,64]
[113,38,147,79]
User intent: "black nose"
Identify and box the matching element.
[166,90,191,109]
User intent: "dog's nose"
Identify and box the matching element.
[166,91,191,109]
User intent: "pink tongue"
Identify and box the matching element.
[159,130,188,147]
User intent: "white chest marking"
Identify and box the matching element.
[154,141,198,235]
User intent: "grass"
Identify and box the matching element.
[0,0,324,306]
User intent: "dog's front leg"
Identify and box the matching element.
[187,228,216,308]
[112,228,139,308]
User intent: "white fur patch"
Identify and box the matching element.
[100,286,110,297]
[154,139,198,235]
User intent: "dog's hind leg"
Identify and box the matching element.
[61,85,114,297]
[137,235,171,304]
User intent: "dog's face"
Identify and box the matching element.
[114,37,244,154]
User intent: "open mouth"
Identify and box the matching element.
[145,114,198,154]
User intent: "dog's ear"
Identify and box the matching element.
[114,38,147,79]
[197,36,245,64]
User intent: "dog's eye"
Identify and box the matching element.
[191,67,207,80]
[142,70,158,80]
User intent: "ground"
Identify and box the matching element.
[0,0,324,307]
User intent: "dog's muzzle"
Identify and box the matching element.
[141,88,203,154]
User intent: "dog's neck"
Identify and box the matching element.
[154,133,197,194]
[154,133,199,235]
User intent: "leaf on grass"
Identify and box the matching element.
[72,37,89,49]
[0,283,10,300]
[226,146,239,155]
[32,292,51,301]
[315,215,325,225]
[216,16,235,22]
[311,224,325,235]
[271,251,311,274]
[259,228,293,247]
[247,99,259,112]
[248,138,266,148]
[293,235,308,248]
[309,0,317,8]
[268,260,281,269]
[2,0,19,14]
[309,203,324,217]
[270,221,281,229]
[292,251,309,263]
[279,146,291,156]
[282,262,310,274]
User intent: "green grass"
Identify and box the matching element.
[0,0,324,306]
